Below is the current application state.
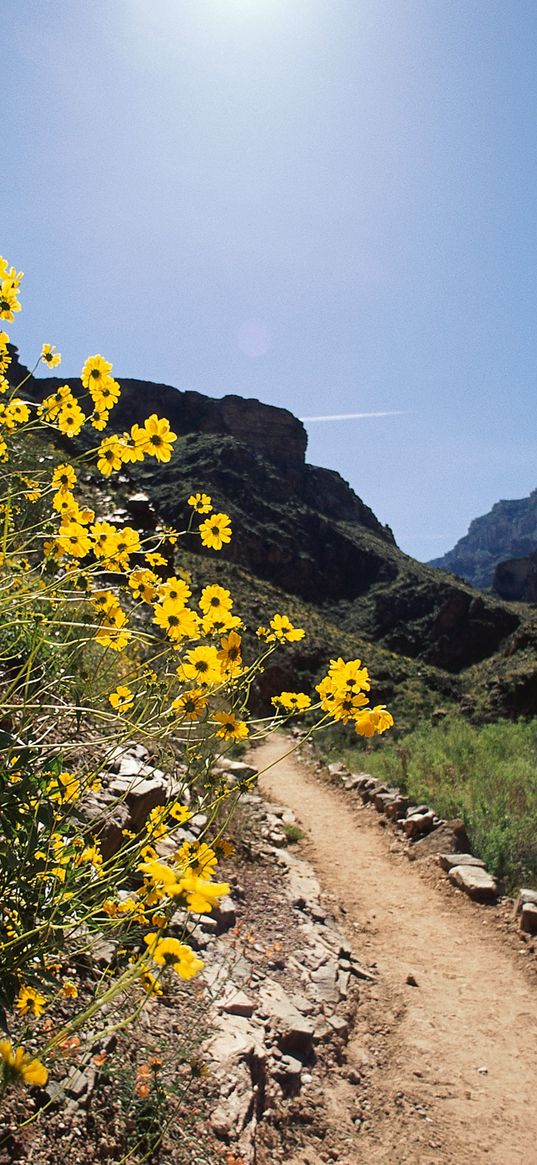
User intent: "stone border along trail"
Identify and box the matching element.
[253,735,537,1165]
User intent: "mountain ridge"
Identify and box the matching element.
[430,489,537,591]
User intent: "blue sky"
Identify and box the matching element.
[4,0,537,560]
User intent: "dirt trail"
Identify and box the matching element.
[254,736,537,1165]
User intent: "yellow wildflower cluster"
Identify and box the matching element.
[0,254,393,1099]
[316,657,394,737]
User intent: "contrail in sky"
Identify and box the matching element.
[300,410,405,422]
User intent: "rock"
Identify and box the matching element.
[313,1019,331,1043]
[103,743,149,772]
[80,797,131,860]
[336,969,350,998]
[207,1014,265,1064]
[384,796,411,820]
[309,960,341,1004]
[360,780,388,804]
[374,791,399,813]
[65,1065,97,1103]
[409,819,470,859]
[273,1053,303,1094]
[512,888,537,918]
[448,864,500,903]
[108,770,169,830]
[258,982,314,1057]
[218,989,255,1018]
[520,903,537,935]
[189,812,208,834]
[403,810,436,839]
[326,1013,349,1040]
[327,762,348,777]
[211,895,237,935]
[89,933,116,969]
[438,853,485,872]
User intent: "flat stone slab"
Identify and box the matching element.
[438,853,486,872]
[449,864,499,903]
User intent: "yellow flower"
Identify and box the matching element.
[199,512,232,551]
[61,981,78,999]
[272,692,312,712]
[95,608,130,651]
[0,1040,48,1088]
[178,872,230,914]
[91,406,110,430]
[108,686,134,713]
[78,844,103,870]
[41,343,61,368]
[139,414,177,462]
[91,377,121,410]
[177,645,222,687]
[15,985,47,1018]
[325,657,370,694]
[174,841,218,878]
[139,970,163,996]
[0,281,22,323]
[354,705,394,738]
[202,610,242,637]
[52,489,79,520]
[258,614,305,643]
[213,711,249,741]
[96,435,124,476]
[81,353,113,393]
[129,568,158,603]
[143,933,204,979]
[188,492,212,514]
[108,526,141,571]
[168,802,192,825]
[56,521,92,558]
[218,630,243,675]
[0,399,31,429]
[90,520,119,559]
[145,551,167,567]
[48,771,80,803]
[171,689,207,721]
[157,576,191,605]
[51,463,77,491]
[199,584,233,615]
[154,601,201,642]
[57,402,86,436]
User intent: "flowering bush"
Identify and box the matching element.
[0,255,393,1098]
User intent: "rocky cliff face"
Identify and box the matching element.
[430,491,537,590]
[11,350,523,677]
[493,550,537,603]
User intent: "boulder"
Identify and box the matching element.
[448,864,500,903]
[409,819,469,858]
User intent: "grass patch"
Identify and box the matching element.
[283,823,305,844]
[320,717,537,891]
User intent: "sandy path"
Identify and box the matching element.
[254,736,537,1165]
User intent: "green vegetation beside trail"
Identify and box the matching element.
[321,717,537,891]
